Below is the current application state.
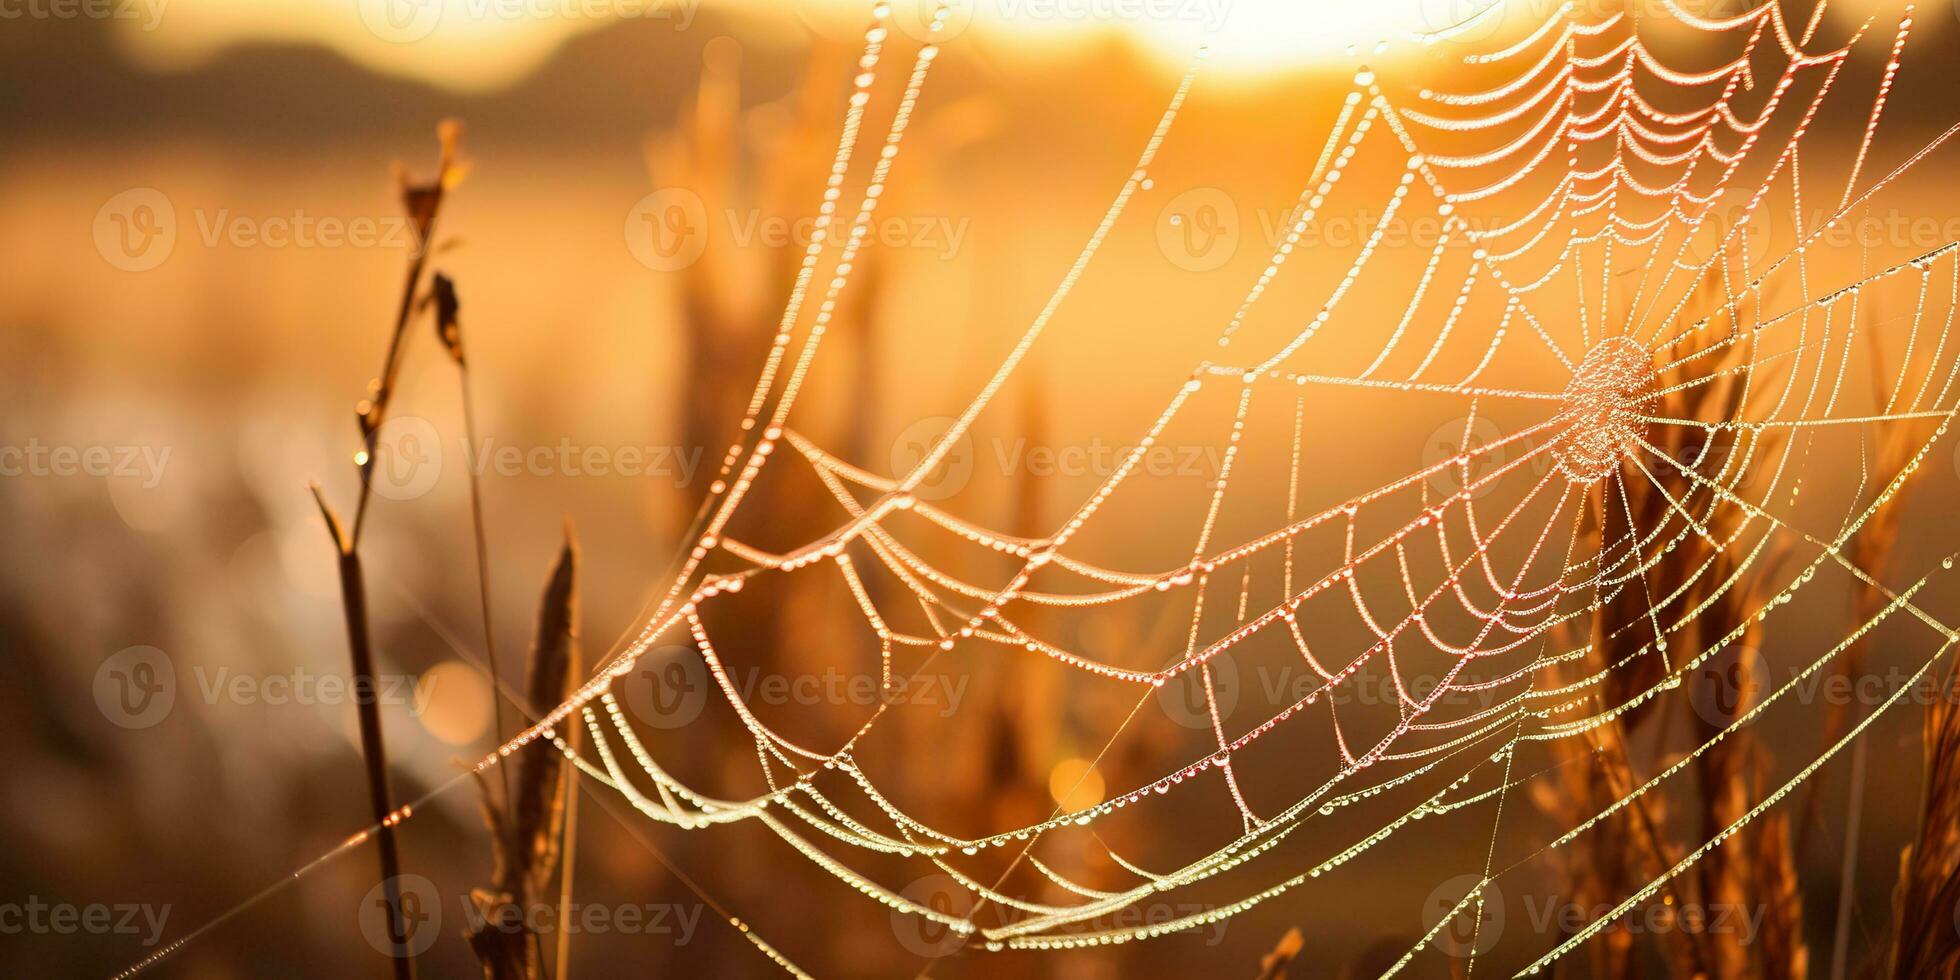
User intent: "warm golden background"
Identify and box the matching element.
[7,0,1960,976]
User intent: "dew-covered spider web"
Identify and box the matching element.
[126,0,1960,976]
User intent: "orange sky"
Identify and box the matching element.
[111,0,1489,92]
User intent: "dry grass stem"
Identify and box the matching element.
[468,528,581,980]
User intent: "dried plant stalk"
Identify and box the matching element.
[468,529,581,980]
[311,490,416,980]
[1532,256,1811,979]
[423,272,518,815]
[1891,654,1960,978]
[312,120,465,980]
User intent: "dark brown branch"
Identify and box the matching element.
[313,122,465,979]
[312,486,416,980]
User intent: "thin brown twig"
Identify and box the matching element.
[1586,726,1715,979]
[351,222,432,548]
[313,121,464,979]
[351,121,466,547]
[312,484,417,980]
[440,275,517,831]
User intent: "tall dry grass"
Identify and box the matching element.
[1408,255,1952,978]
[1890,658,1960,977]
[467,532,580,979]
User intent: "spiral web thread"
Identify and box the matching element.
[440,2,1960,975]
[122,1,1960,975]
[441,0,1960,971]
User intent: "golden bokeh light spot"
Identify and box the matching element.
[1048,758,1106,813]
[417,660,494,747]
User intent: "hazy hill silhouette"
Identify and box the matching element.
[0,11,817,147]
[1,8,1941,157]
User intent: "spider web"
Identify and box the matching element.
[482,0,1960,972]
[122,1,1960,975]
